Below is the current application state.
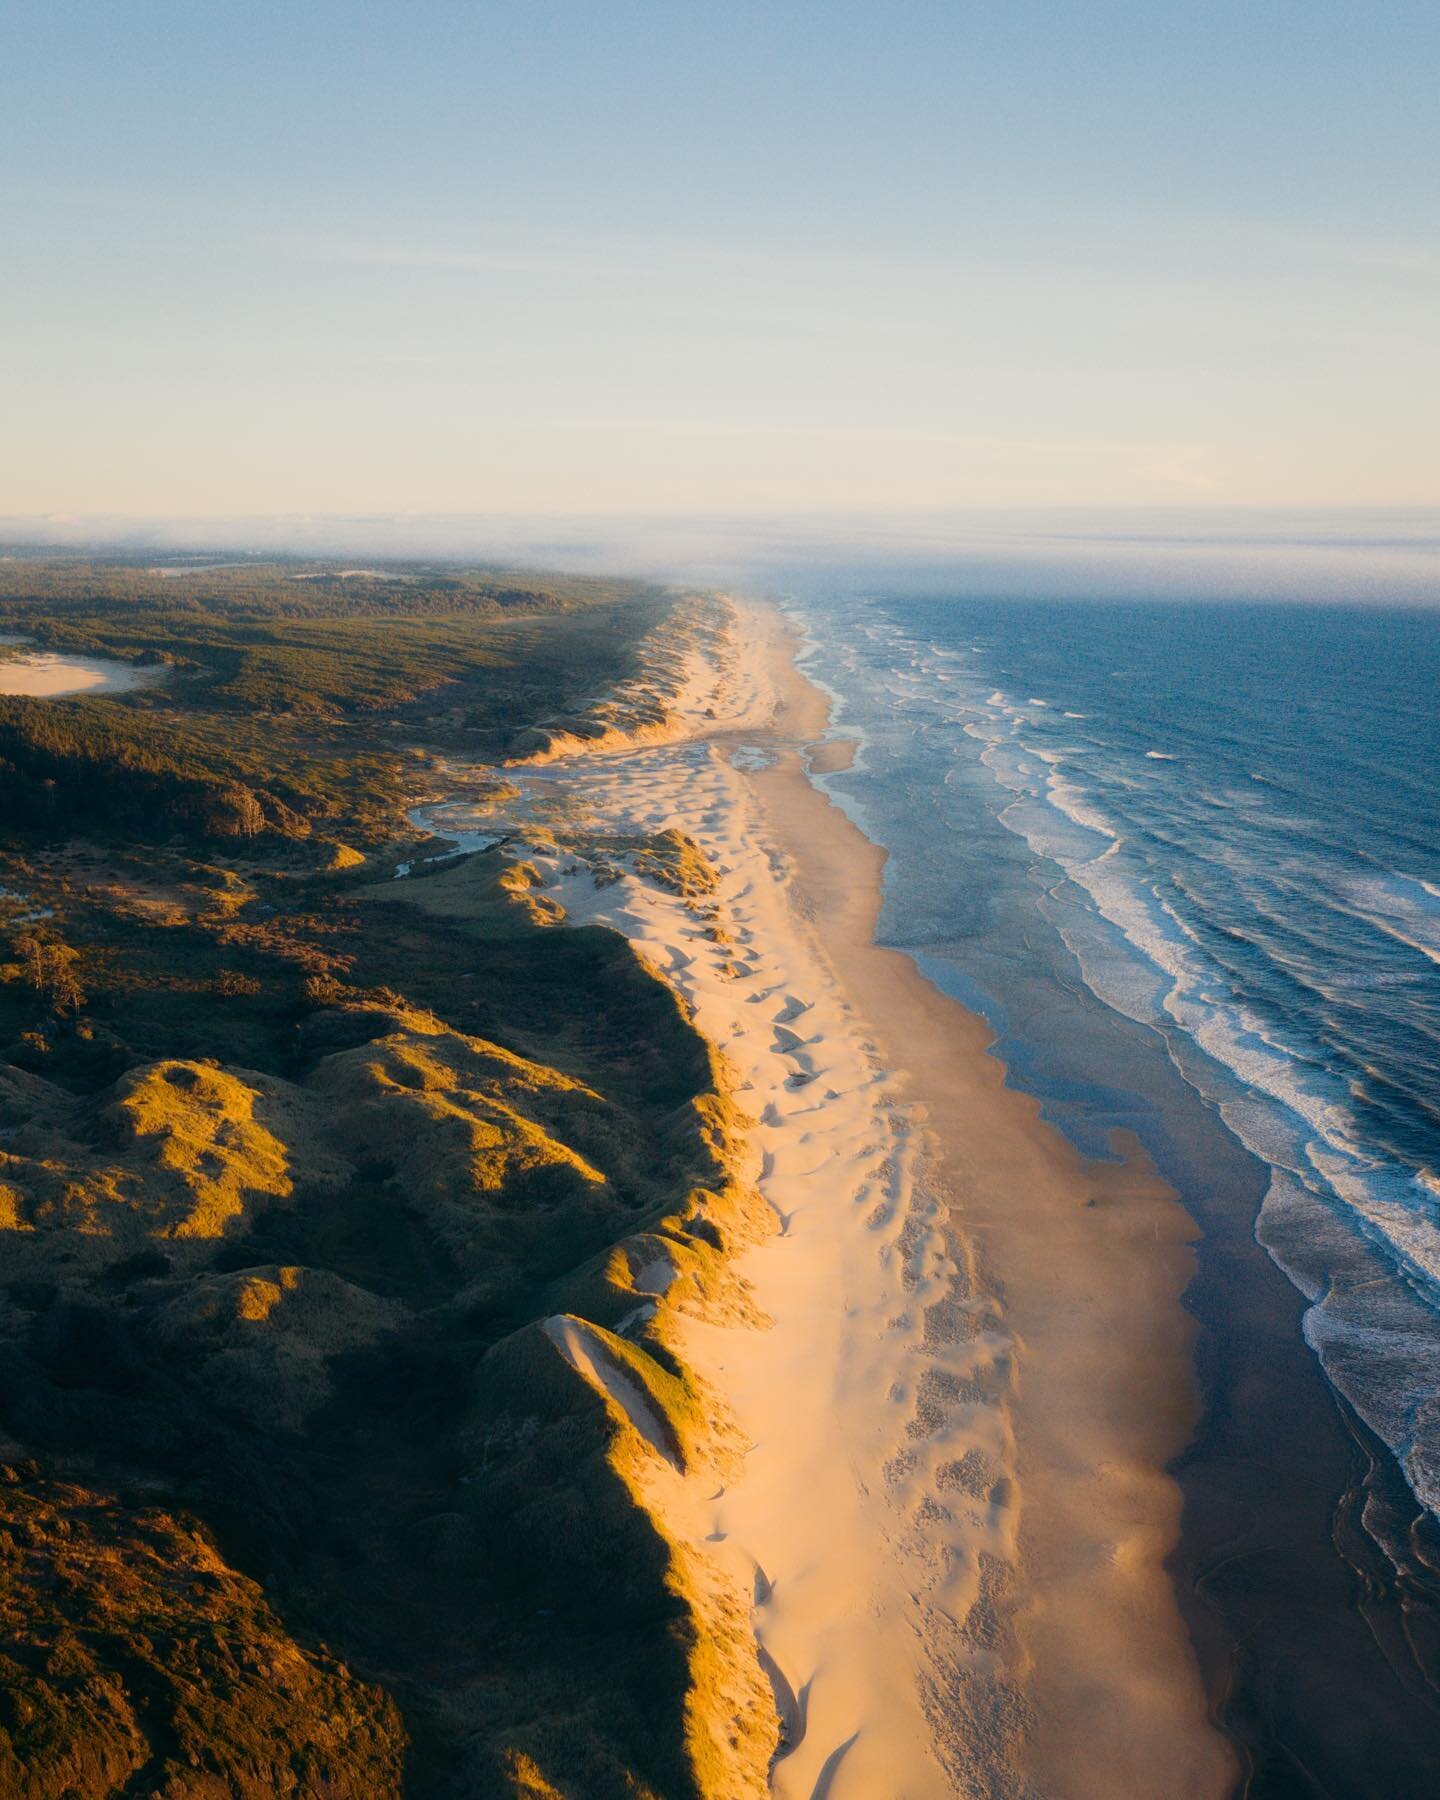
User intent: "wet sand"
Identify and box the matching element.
[434,588,1440,1792]
[1163,1094,1440,1794]
[489,595,1233,1792]
[747,604,1233,1795]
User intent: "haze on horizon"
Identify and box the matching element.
[4,0,1438,519]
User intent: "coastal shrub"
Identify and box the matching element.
[0,1467,408,1797]
[0,556,772,1797]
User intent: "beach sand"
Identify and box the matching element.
[746,608,1234,1796]
[0,647,166,697]
[420,595,1236,1795]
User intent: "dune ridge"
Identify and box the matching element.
[406,590,1234,1795]
[505,593,744,764]
[408,598,1030,1794]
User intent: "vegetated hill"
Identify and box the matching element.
[0,560,775,1797]
[0,982,766,1796]
[0,555,669,718]
[0,554,671,848]
[0,698,353,841]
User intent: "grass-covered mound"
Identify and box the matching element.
[0,558,777,1785]
[0,1464,407,1796]
[0,554,773,1795]
[0,989,772,1795]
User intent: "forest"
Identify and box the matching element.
[0,554,668,842]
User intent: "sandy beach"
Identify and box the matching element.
[416,595,1236,1794]
[0,644,166,697]
[745,609,1233,1796]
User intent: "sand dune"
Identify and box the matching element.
[408,593,1233,1796]
[543,1314,685,1472]
[0,646,166,697]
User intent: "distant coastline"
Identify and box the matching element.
[6,550,1437,1793]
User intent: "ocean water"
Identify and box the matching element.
[787,589,1440,1519]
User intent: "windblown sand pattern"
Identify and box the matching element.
[407,592,1229,1796]
[411,599,1032,1793]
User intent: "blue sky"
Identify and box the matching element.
[4,1,1437,515]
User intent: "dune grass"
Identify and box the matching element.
[0,555,773,1796]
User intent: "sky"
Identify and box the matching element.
[3,1,1438,518]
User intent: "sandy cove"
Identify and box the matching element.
[0,651,166,697]
[418,596,1235,1796]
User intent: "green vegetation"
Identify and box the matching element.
[0,553,666,726]
[0,1467,408,1796]
[631,827,721,900]
[0,554,671,849]
[0,698,364,841]
[0,555,774,1797]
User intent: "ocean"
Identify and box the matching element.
[786,587,1440,1525]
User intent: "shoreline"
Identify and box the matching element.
[435,592,1234,1792]
[744,604,1231,1795]
[772,597,1440,1789]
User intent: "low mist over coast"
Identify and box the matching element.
[5,507,1439,607]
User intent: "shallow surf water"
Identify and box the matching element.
[785,589,1440,1526]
